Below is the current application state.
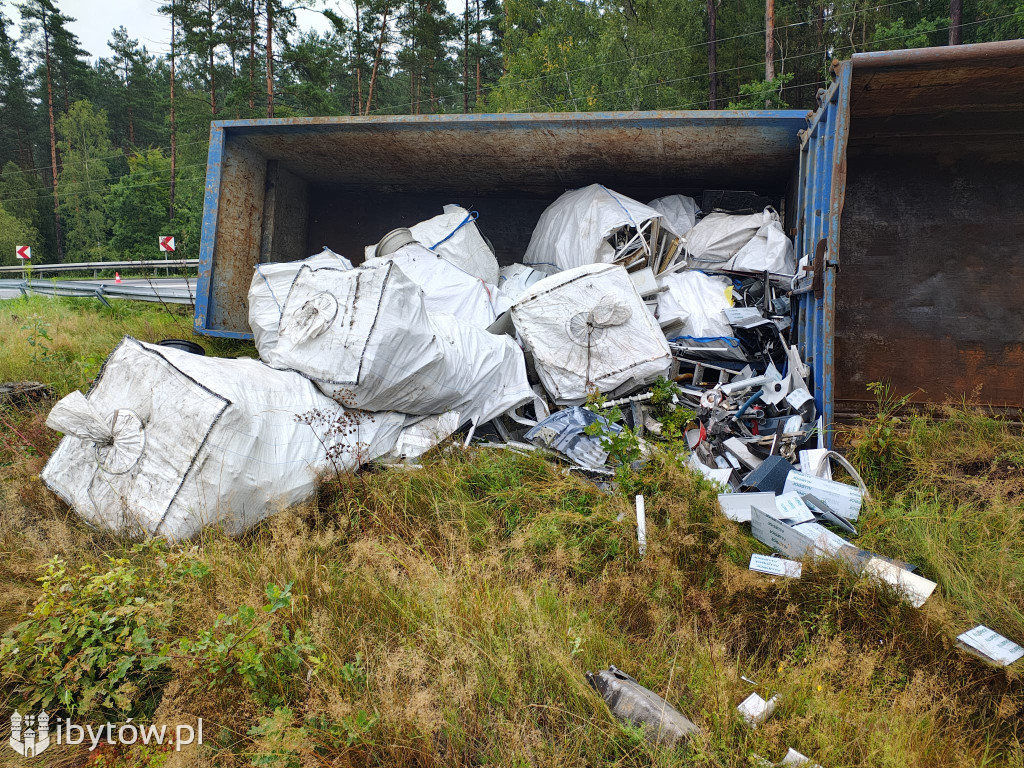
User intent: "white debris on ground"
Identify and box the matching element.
[39,183,950,626]
[38,183,1012,765]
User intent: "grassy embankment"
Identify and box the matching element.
[0,295,1022,767]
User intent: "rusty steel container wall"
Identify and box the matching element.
[792,70,851,444]
[832,41,1024,418]
[193,110,807,338]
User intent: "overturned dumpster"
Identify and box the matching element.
[195,40,1024,440]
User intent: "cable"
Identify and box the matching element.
[388,12,1022,116]
[366,0,929,115]
[0,176,205,206]
[3,11,1016,205]
[1,162,209,202]
[0,139,211,179]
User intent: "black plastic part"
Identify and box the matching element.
[740,454,793,493]
[158,339,206,356]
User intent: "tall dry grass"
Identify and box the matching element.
[1,299,1022,767]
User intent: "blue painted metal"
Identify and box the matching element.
[792,64,852,446]
[194,123,225,336]
[194,109,809,339]
[210,109,806,132]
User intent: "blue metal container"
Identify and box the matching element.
[194,40,1024,442]
[194,109,806,339]
[791,40,1024,434]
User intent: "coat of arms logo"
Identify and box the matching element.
[9,711,51,757]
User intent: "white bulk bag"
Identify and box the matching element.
[678,207,795,275]
[363,242,510,328]
[647,194,700,238]
[730,214,797,276]
[248,248,353,351]
[365,205,499,285]
[41,338,404,541]
[523,184,663,275]
[510,263,673,404]
[658,271,734,339]
[265,262,534,424]
[657,271,745,361]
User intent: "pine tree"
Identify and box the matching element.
[56,100,117,261]
[16,0,85,262]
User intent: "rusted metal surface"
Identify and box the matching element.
[223,111,805,194]
[208,136,267,333]
[835,139,1024,411]
[260,162,309,263]
[849,40,1024,119]
[196,110,806,336]
[833,41,1024,413]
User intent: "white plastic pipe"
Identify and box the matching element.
[636,494,647,557]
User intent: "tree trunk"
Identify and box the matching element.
[249,0,256,110]
[475,0,481,102]
[463,0,469,113]
[363,5,389,115]
[170,0,177,220]
[354,2,363,115]
[765,0,775,82]
[706,0,717,108]
[949,0,963,44]
[208,2,217,115]
[266,0,274,117]
[43,20,64,262]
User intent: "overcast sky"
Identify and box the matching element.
[1,0,341,59]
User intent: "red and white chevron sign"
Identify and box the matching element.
[159,236,176,252]
[16,245,30,260]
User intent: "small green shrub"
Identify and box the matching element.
[248,706,378,767]
[179,582,318,708]
[851,380,914,488]
[649,376,696,441]
[584,391,643,495]
[0,541,208,717]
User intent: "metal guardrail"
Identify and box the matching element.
[0,259,198,275]
[0,279,196,305]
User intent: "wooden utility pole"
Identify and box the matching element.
[949,0,963,44]
[765,0,775,81]
[354,3,363,115]
[266,0,274,117]
[170,0,177,219]
[706,0,717,108]
[42,8,64,261]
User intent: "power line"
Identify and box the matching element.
[0,171,206,206]
[2,161,209,202]
[505,13,1020,115]
[0,139,211,179]
[366,0,929,115]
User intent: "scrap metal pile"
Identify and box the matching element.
[39,179,906,605]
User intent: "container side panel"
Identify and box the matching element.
[792,68,851,445]
[195,126,225,333]
[208,137,267,334]
[231,113,806,195]
[835,135,1024,414]
[260,162,309,263]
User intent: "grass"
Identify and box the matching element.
[0,295,1023,767]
